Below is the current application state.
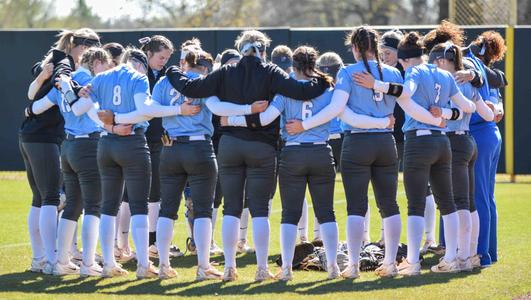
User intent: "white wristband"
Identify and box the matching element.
[441,108,453,120]
[373,80,390,94]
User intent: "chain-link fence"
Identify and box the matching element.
[449,0,518,25]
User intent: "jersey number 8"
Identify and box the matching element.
[113,85,122,105]
[302,101,313,120]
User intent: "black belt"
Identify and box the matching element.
[170,135,211,142]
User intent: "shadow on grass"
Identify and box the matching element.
[0,260,481,297]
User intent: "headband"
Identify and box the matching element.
[130,50,149,71]
[139,37,151,45]
[239,41,266,60]
[73,36,101,47]
[272,54,293,68]
[220,50,242,65]
[428,42,457,63]
[197,57,213,72]
[381,36,400,50]
[318,64,342,79]
[397,48,424,59]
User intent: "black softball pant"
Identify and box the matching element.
[449,133,478,212]
[61,137,101,220]
[97,133,151,216]
[217,135,276,218]
[19,140,61,207]
[341,133,400,218]
[403,131,456,216]
[159,140,217,220]
[279,144,336,225]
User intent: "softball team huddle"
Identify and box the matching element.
[19,20,506,283]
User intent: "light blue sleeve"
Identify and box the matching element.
[134,76,150,95]
[89,75,101,104]
[46,89,59,105]
[448,74,460,97]
[404,66,421,84]
[334,68,351,93]
[152,80,165,105]
[270,94,286,113]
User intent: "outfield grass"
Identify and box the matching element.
[0,171,530,299]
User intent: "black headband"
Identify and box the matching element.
[381,36,400,50]
[197,58,213,72]
[318,64,341,79]
[130,51,149,71]
[73,36,101,47]
[397,48,424,59]
[220,51,242,65]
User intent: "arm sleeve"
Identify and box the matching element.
[31,96,55,114]
[165,66,221,98]
[476,99,495,122]
[86,106,104,127]
[132,93,181,118]
[71,97,95,116]
[228,106,282,127]
[338,107,390,129]
[271,67,329,100]
[397,96,442,127]
[450,91,476,113]
[485,67,508,88]
[205,96,253,116]
[300,89,349,130]
[463,60,484,88]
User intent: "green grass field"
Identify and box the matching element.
[0,172,530,300]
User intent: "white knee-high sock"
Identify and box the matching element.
[383,215,401,265]
[442,212,459,262]
[56,218,77,264]
[40,205,58,263]
[252,217,270,269]
[100,214,117,267]
[28,206,44,259]
[156,217,174,267]
[346,215,365,266]
[194,218,212,269]
[82,215,99,267]
[239,208,250,241]
[363,206,371,243]
[456,210,471,260]
[470,211,480,257]
[114,206,121,241]
[298,199,309,242]
[211,208,218,237]
[406,216,424,264]
[380,225,385,243]
[147,202,160,233]
[280,224,297,268]
[117,202,131,250]
[313,216,321,241]
[71,221,79,255]
[424,194,436,242]
[131,214,149,267]
[222,216,240,268]
[320,222,339,268]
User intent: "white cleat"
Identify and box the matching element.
[53,261,80,276]
[115,247,136,263]
[42,261,54,275]
[148,245,159,259]
[340,264,360,279]
[457,257,473,272]
[327,264,340,279]
[236,239,254,254]
[102,264,128,278]
[398,260,421,276]
[431,258,459,273]
[470,255,481,269]
[159,264,178,280]
[210,241,224,256]
[29,257,46,273]
[222,267,238,282]
[80,263,103,277]
[169,245,185,258]
[275,266,293,281]
[254,266,274,282]
[375,263,398,278]
[196,265,223,281]
[136,261,159,279]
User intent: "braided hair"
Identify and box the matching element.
[292,46,333,86]
[346,26,384,97]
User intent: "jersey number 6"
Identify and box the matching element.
[302,101,313,120]
[113,85,122,105]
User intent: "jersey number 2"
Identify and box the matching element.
[301,101,313,120]
[112,85,122,105]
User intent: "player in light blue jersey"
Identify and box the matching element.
[428,42,495,271]
[72,48,159,279]
[223,46,340,281]
[27,48,131,277]
[354,32,476,275]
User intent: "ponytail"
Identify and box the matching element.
[292,46,333,86]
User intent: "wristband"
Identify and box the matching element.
[450,108,461,120]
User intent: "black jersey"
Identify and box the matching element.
[145,66,166,143]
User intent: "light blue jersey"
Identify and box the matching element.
[272,87,334,143]
[152,72,213,137]
[447,82,481,132]
[402,64,460,132]
[335,61,403,133]
[329,117,343,135]
[47,68,100,135]
[90,65,150,130]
